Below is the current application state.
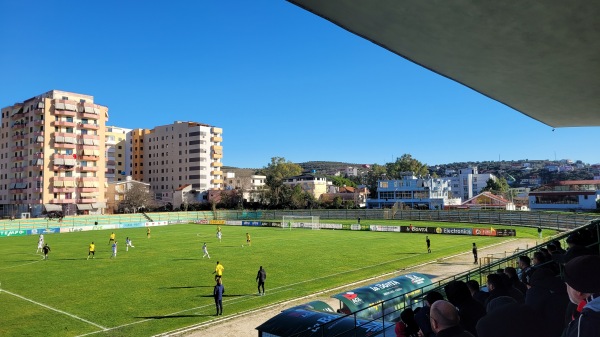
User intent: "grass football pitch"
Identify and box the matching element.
[0,221,547,337]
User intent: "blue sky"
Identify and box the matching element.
[1,1,597,169]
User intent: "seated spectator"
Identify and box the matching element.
[485,274,523,308]
[485,296,516,313]
[525,267,569,337]
[476,302,544,337]
[395,307,419,337]
[504,266,527,295]
[444,280,485,336]
[415,291,444,337]
[551,239,566,254]
[429,300,475,337]
[517,255,534,285]
[563,255,600,337]
[466,280,489,307]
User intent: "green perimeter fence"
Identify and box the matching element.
[0,209,596,232]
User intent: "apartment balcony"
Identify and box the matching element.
[213,153,223,159]
[10,178,25,184]
[51,187,75,193]
[34,120,45,126]
[79,166,98,172]
[54,142,76,149]
[49,198,75,204]
[34,131,44,137]
[77,198,97,203]
[9,189,26,194]
[211,170,223,176]
[211,136,223,143]
[32,187,43,193]
[51,120,77,128]
[211,178,224,184]
[79,112,99,120]
[79,122,99,130]
[53,109,76,117]
[106,160,116,166]
[34,107,44,115]
[13,155,25,161]
[211,127,222,135]
[10,167,25,173]
[210,161,223,167]
[13,123,26,130]
[80,134,100,141]
[80,155,100,161]
[79,187,99,193]
[211,145,223,151]
[52,165,75,171]
[11,134,25,141]
[12,145,26,151]
[33,152,44,158]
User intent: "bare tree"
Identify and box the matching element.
[120,183,154,213]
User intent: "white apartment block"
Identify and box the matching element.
[127,121,223,203]
[448,167,496,201]
[105,126,131,183]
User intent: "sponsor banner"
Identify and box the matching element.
[226,220,242,226]
[145,221,168,227]
[441,227,472,235]
[242,221,262,227]
[0,229,28,237]
[209,220,226,225]
[472,228,496,236]
[320,223,343,230]
[495,229,517,237]
[168,220,188,224]
[29,227,61,235]
[401,226,435,234]
[93,224,118,230]
[193,219,210,224]
[369,225,401,233]
[60,226,89,233]
[119,222,146,228]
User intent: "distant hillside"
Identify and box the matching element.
[224,161,368,176]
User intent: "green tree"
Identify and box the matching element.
[328,176,357,188]
[257,157,302,207]
[385,154,428,179]
[365,164,387,198]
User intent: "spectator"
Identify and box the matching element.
[415,291,444,337]
[485,274,523,308]
[429,300,475,337]
[466,280,489,307]
[551,239,566,254]
[517,255,533,285]
[444,280,485,336]
[485,296,516,314]
[563,255,600,337]
[504,267,527,295]
[476,302,544,337]
[525,267,569,337]
[395,308,419,337]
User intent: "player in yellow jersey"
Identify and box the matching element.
[109,232,116,245]
[213,261,224,281]
[87,241,95,260]
[147,227,151,239]
[246,232,251,246]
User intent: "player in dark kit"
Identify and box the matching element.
[426,236,431,253]
[472,243,478,264]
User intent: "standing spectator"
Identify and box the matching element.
[87,241,95,260]
[42,243,51,260]
[444,280,485,336]
[256,266,266,296]
[395,307,419,337]
[415,291,444,337]
[563,255,600,337]
[213,278,224,316]
[537,226,542,238]
[213,261,224,281]
[426,236,431,253]
[429,300,475,337]
[466,280,489,307]
[472,243,478,264]
[202,243,210,259]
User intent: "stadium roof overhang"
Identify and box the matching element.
[288,1,600,127]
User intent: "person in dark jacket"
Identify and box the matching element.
[466,280,489,307]
[415,291,444,337]
[256,266,266,296]
[444,280,485,336]
[213,278,224,316]
[395,308,419,337]
[525,267,569,337]
[504,267,527,295]
[476,303,544,337]
[429,300,475,337]
[484,273,523,308]
[563,255,600,337]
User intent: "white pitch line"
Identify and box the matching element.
[0,259,43,270]
[2,289,108,330]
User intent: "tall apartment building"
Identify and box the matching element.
[126,121,223,204]
[0,90,107,217]
[448,167,496,201]
[105,126,131,182]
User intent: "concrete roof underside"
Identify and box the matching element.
[288,1,600,128]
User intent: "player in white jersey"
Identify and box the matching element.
[202,242,210,259]
[125,237,135,251]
